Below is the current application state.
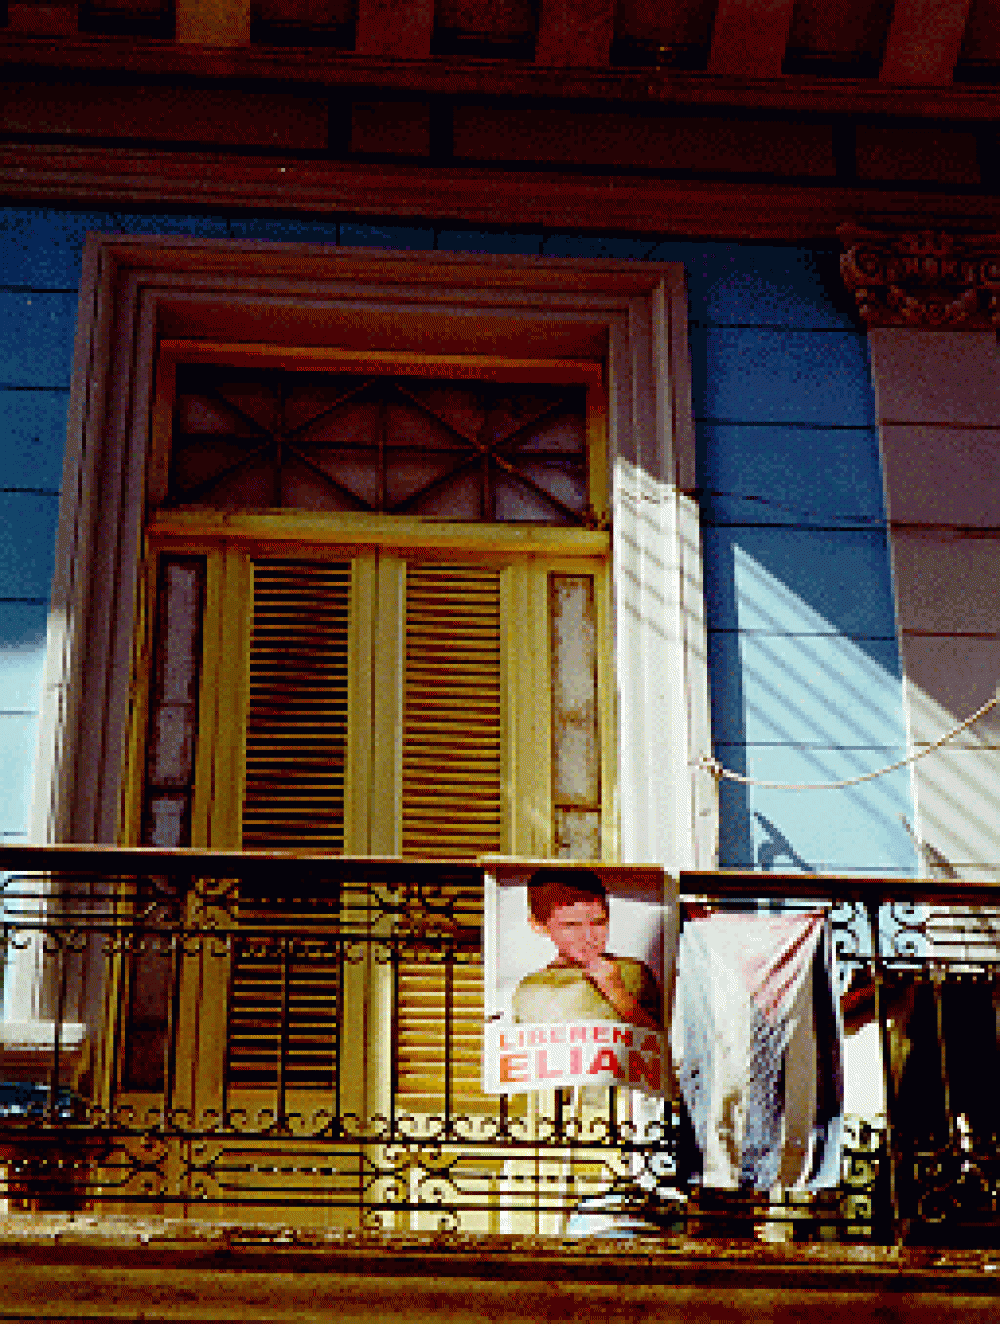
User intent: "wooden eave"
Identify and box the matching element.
[4,145,999,239]
[2,34,1000,121]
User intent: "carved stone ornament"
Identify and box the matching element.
[839,224,1000,329]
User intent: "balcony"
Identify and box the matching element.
[0,845,998,1318]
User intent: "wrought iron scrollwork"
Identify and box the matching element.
[1,849,998,1245]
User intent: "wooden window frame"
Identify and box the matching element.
[33,238,711,878]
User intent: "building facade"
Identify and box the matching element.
[2,0,999,1237]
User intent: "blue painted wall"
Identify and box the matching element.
[684,244,915,876]
[0,209,915,875]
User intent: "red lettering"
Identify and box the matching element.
[499,1053,529,1083]
[629,1051,661,1090]
[639,1033,662,1055]
[569,1026,587,1043]
[527,1029,546,1046]
[613,1027,634,1047]
[593,1026,610,1044]
[535,1049,563,1080]
[569,1047,583,1073]
[549,1026,565,1044]
[587,1048,625,1081]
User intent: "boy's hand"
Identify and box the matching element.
[582,953,620,997]
[582,955,660,1031]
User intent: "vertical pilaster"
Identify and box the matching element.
[612,283,710,871]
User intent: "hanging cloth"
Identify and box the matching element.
[674,909,844,1192]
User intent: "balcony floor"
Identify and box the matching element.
[0,1214,998,1322]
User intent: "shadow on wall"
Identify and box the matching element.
[753,813,813,873]
[711,542,914,876]
[690,248,914,876]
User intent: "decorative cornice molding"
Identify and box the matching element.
[5,144,1000,241]
[839,224,1000,329]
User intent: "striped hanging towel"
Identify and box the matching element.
[674,910,844,1192]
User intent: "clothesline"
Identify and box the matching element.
[696,688,999,791]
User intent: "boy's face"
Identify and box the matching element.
[531,888,609,968]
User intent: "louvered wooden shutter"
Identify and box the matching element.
[228,560,349,1093]
[401,563,502,859]
[226,893,342,1093]
[242,560,350,850]
[396,945,484,1104]
[396,563,498,1107]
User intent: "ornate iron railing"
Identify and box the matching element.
[686,871,1000,1246]
[0,847,996,1246]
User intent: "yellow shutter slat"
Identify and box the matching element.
[226,938,341,1092]
[226,892,344,1093]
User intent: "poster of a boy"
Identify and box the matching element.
[513,868,662,1029]
[483,862,672,1097]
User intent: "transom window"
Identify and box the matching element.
[169,365,589,524]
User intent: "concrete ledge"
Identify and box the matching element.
[0,1216,997,1322]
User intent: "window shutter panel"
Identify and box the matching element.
[396,563,500,1107]
[395,946,484,1104]
[401,563,503,859]
[242,560,351,850]
[228,560,349,1093]
[226,908,342,1092]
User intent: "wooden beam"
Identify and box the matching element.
[4,142,1000,239]
[176,0,250,45]
[708,0,797,78]
[535,0,614,68]
[880,0,974,84]
[355,0,434,58]
[3,82,328,148]
[4,35,1000,119]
